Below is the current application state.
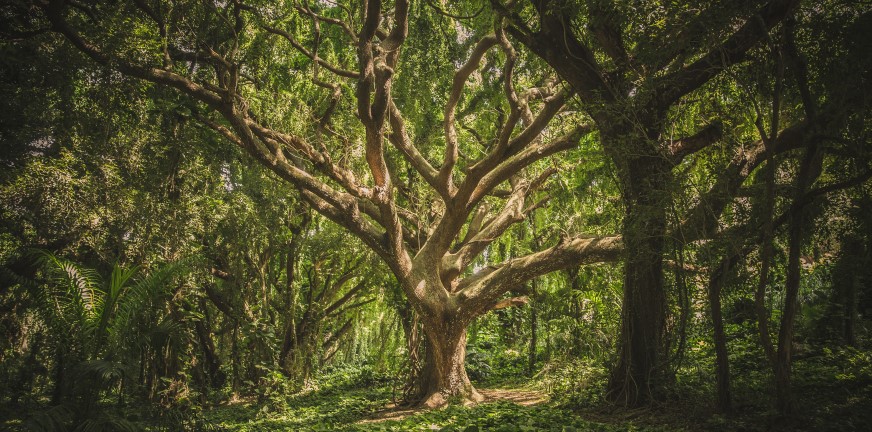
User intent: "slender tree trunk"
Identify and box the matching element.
[528,300,538,375]
[775,130,822,414]
[545,318,552,363]
[280,202,310,374]
[193,306,224,389]
[51,348,64,405]
[834,238,863,346]
[146,350,156,400]
[846,273,859,346]
[567,268,584,356]
[775,217,803,414]
[708,257,734,414]
[231,325,241,394]
[755,145,779,367]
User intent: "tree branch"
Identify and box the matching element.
[669,121,724,164]
[457,235,623,314]
[262,24,360,79]
[441,34,499,190]
[653,0,800,111]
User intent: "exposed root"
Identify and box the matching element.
[419,388,483,408]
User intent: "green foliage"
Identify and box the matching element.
[537,359,608,408]
[820,346,872,388]
[347,401,658,432]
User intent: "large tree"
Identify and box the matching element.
[489,0,828,405]
[18,0,630,405]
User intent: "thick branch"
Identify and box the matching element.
[679,119,809,242]
[324,280,367,316]
[457,235,623,314]
[669,121,724,164]
[470,123,592,206]
[505,1,611,103]
[387,99,444,197]
[489,296,529,311]
[653,0,799,111]
[43,3,222,108]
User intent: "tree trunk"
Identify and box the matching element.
[831,238,863,346]
[708,257,734,414]
[51,347,65,405]
[601,124,672,406]
[775,216,803,415]
[418,322,483,407]
[193,313,225,389]
[230,324,241,394]
[528,300,538,375]
[845,273,859,346]
[607,175,669,406]
[775,127,822,415]
[567,268,584,356]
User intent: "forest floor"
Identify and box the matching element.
[203,382,662,432]
[4,349,871,431]
[198,349,872,432]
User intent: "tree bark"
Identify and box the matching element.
[846,273,859,346]
[418,322,483,407]
[775,139,822,415]
[608,220,667,405]
[775,218,803,415]
[607,145,671,406]
[51,347,65,405]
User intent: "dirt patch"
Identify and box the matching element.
[478,388,548,406]
[357,388,549,424]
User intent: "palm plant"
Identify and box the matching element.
[23,251,185,431]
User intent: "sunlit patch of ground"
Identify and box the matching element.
[358,387,548,424]
[480,388,549,406]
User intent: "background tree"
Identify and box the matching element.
[492,0,870,406]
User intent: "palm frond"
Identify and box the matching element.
[74,359,130,387]
[72,415,142,432]
[112,261,187,342]
[94,264,139,350]
[24,404,73,432]
[33,250,104,325]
